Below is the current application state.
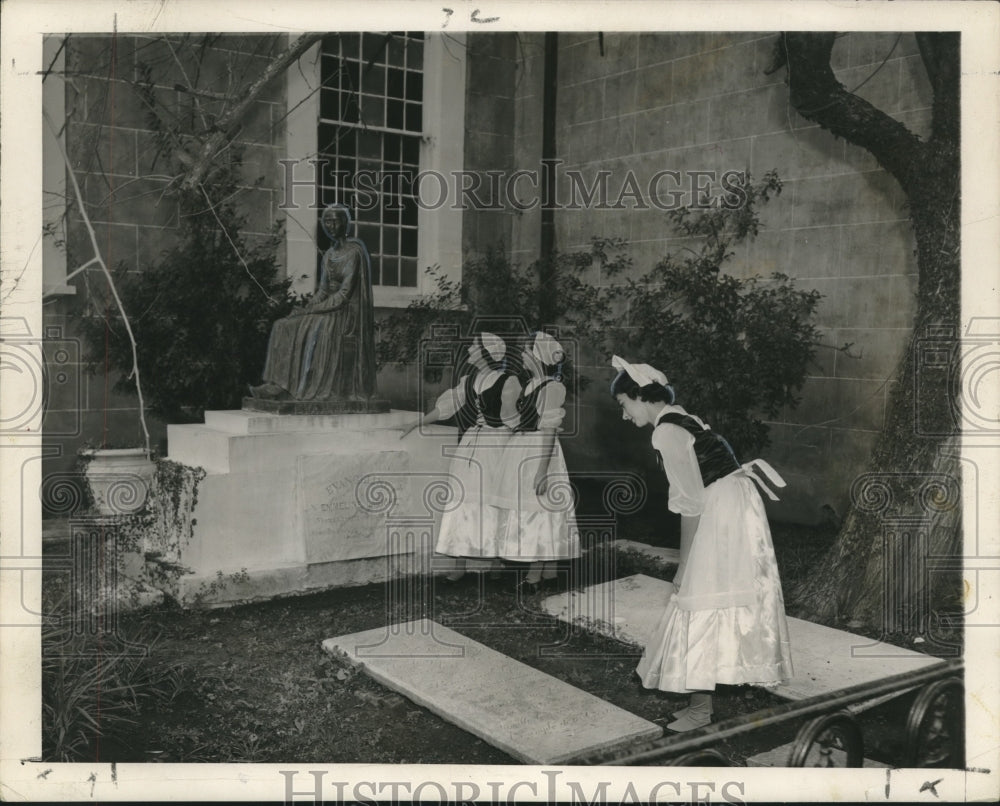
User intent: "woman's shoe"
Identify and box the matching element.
[666,710,711,732]
[667,693,713,732]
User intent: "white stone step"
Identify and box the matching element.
[541,574,944,701]
[322,619,663,764]
[204,408,413,435]
[166,423,234,474]
[169,412,455,476]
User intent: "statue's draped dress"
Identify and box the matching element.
[261,239,376,400]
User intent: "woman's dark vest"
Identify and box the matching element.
[474,371,514,428]
[514,378,556,432]
[656,412,740,487]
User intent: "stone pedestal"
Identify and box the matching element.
[166,410,457,606]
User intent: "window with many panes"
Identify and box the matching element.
[318,32,423,288]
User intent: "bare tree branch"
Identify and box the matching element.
[43,108,151,456]
[181,32,323,192]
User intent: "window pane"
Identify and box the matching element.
[406,71,423,102]
[358,223,380,252]
[405,102,422,132]
[339,34,360,61]
[361,64,385,95]
[386,99,404,129]
[383,133,401,163]
[386,68,405,99]
[341,94,360,124]
[362,34,385,65]
[320,88,339,120]
[401,227,417,255]
[318,122,339,154]
[358,130,381,160]
[387,36,405,67]
[401,258,418,287]
[370,255,382,285]
[337,129,357,157]
[401,195,418,227]
[360,95,385,127]
[407,38,424,69]
[382,257,399,286]
[402,136,420,166]
[383,227,399,256]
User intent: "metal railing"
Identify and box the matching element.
[573,658,964,768]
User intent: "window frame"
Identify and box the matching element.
[283,32,465,308]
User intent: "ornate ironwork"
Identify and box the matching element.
[574,658,962,767]
[787,711,864,767]
[904,677,964,768]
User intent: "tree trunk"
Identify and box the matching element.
[775,34,962,637]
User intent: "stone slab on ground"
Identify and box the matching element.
[746,741,890,768]
[542,574,944,701]
[322,618,663,764]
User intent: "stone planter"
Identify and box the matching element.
[81,448,155,516]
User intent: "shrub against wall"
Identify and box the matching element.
[79,168,298,424]
[611,172,822,457]
[376,238,628,383]
[380,172,821,458]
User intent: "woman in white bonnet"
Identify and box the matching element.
[401,332,520,582]
[610,355,793,732]
[493,332,581,594]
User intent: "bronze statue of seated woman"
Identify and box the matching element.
[250,204,379,404]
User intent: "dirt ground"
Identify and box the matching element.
[42,521,953,765]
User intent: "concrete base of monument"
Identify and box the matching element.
[242,396,391,415]
[165,409,461,606]
[176,555,423,608]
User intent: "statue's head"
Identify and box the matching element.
[321,204,350,239]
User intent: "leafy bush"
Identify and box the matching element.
[78,170,299,424]
[377,238,629,381]
[610,171,821,455]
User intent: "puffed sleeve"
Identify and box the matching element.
[433,376,468,420]
[536,381,567,430]
[651,423,706,516]
[500,374,522,429]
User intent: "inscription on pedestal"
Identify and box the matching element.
[300,451,411,563]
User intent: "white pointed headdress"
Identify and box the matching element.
[479,332,506,363]
[532,332,564,366]
[611,355,668,387]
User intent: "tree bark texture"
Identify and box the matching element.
[777,33,962,635]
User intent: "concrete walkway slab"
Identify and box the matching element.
[322,618,662,764]
[542,574,943,701]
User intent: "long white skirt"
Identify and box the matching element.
[491,432,581,562]
[636,473,794,693]
[435,425,510,558]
